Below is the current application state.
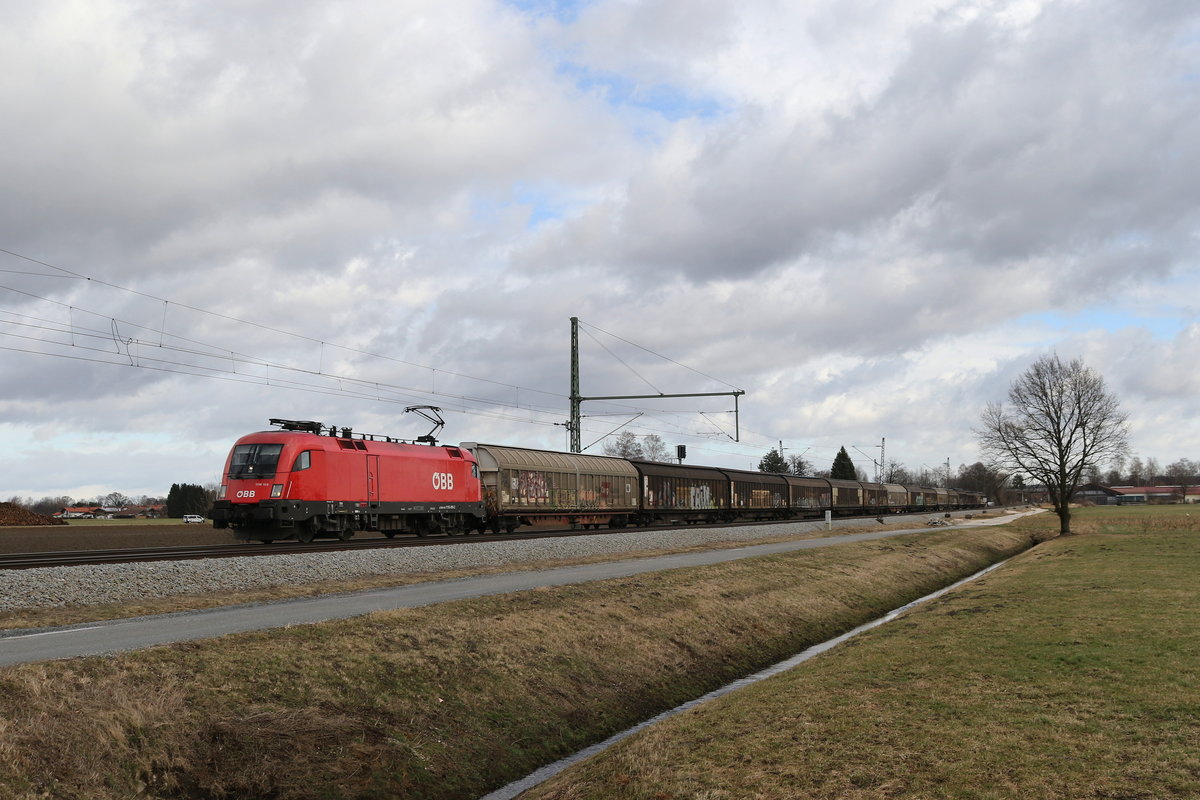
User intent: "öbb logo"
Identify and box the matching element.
[432,472,455,491]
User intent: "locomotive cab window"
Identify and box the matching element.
[291,450,312,472]
[228,443,284,479]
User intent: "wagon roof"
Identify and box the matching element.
[461,443,638,476]
[628,460,727,481]
[784,475,832,488]
[715,467,789,486]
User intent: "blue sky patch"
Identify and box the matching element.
[504,0,595,23]
[560,61,725,122]
[1026,308,1187,340]
[471,182,572,229]
[512,183,567,227]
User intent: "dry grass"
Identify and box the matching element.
[0,524,1041,799]
[523,505,1200,800]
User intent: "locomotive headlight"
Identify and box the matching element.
[218,485,227,499]
[271,484,283,498]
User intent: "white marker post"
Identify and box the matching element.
[825,510,832,531]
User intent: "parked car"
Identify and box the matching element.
[182,514,205,524]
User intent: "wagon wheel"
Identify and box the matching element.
[296,520,317,543]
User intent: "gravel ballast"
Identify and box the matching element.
[0,514,983,613]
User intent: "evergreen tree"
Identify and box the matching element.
[186,484,211,516]
[167,483,211,517]
[758,448,789,473]
[830,447,858,480]
[166,483,182,518]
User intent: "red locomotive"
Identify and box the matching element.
[210,417,485,542]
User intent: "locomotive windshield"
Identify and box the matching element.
[228,443,284,479]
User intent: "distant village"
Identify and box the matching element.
[55,504,167,520]
[1011,483,1200,506]
[1073,484,1200,505]
[8,482,214,521]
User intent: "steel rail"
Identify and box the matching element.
[0,510,987,571]
[0,528,627,570]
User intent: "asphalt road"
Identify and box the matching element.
[0,514,1036,668]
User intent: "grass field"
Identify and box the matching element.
[522,504,1200,799]
[0,521,1042,799]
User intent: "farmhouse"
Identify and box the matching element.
[1109,485,1200,504]
[57,506,103,519]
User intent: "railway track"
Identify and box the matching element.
[0,523,724,570]
[0,510,991,571]
[0,529,596,570]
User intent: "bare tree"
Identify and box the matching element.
[978,354,1129,535]
[640,434,670,463]
[882,460,913,484]
[914,466,940,487]
[602,431,644,460]
[956,462,1009,505]
[1127,456,1145,485]
[102,491,131,509]
[787,453,811,477]
[1108,454,1126,482]
[1164,458,1197,504]
[30,495,73,515]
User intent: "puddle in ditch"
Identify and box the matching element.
[480,558,1010,800]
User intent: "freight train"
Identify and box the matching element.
[209,418,987,543]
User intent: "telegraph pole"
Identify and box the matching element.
[569,318,582,452]
[568,317,745,453]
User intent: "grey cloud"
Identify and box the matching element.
[521,0,1200,309]
[2,0,631,283]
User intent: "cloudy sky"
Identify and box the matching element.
[1,0,1197,501]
